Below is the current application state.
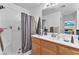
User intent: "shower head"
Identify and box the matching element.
[0,5,5,9]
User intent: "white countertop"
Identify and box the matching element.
[32,34,79,49]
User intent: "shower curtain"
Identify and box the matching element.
[21,13,31,53]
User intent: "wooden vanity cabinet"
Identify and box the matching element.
[32,37,79,55]
[32,43,40,55]
[32,37,58,55]
[58,45,79,55]
[40,40,57,55]
[32,37,41,55]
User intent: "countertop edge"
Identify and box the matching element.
[32,35,79,49]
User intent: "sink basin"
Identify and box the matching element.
[42,33,58,40]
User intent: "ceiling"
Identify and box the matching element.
[42,3,78,16]
[15,3,42,11]
[15,3,78,16]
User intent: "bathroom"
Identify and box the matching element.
[0,3,79,55]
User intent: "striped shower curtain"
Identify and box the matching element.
[21,13,31,53]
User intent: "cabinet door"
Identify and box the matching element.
[70,48,79,55]
[41,40,57,52]
[32,43,40,55]
[40,46,57,55]
[32,37,41,55]
[40,40,57,55]
[58,45,79,55]
[32,37,40,45]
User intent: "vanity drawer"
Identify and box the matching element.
[32,37,40,45]
[40,40,57,52]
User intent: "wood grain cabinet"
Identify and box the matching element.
[40,40,57,55]
[58,45,79,55]
[32,43,40,55]
[40,46,57,55]
[32,37,79,55]
[32,37,41,55]
[32,37,58,55]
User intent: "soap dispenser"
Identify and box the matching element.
[71,36,74,43]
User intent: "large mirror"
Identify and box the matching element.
[42,3,77,35]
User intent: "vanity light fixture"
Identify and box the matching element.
[45,3,59,8]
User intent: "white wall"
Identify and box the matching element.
[77,9,79,30]
[30,7,41,29]
[30,4,44,29]
[30,4,44,17]
[76,4,79,30]
[30,4,43,22]
[0,3,29,54]
[43,12,62,33]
